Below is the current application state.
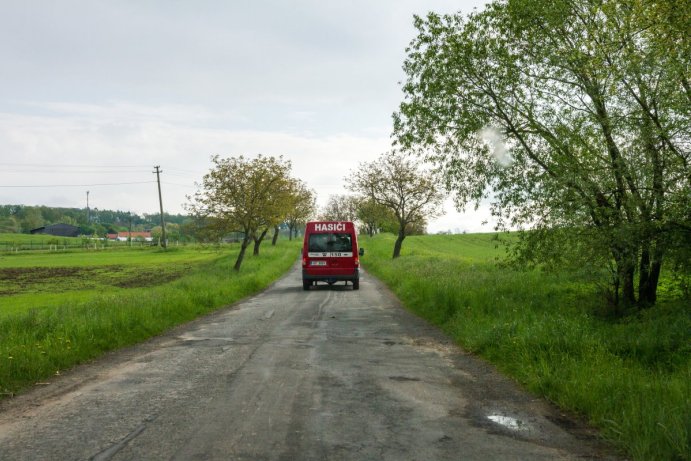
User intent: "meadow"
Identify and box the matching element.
[0,239,300,397]
[362,233,689,461]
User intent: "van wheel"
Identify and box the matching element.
[303,280,311,291]
[352,279,359,290]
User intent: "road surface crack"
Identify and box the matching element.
[89,416,157,461]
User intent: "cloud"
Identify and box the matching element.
[0,102,495,232]
[0,0,494,232]
[430,197,498,234]
[0,103,389,216]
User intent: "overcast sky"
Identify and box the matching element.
[0,0,494,233]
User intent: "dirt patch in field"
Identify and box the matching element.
[0,265,188,296]
[0,267,93,296]
[0,266,83,282]
[110,269,187,288]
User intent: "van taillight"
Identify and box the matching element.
[302,257,307,267]
[354,257,359,268]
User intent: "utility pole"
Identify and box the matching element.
[153,166,167,249]
[86,190,90,224]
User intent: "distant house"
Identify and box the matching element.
[30,223,80,238]
[114,231,153,242]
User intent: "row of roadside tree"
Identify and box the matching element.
[188,152,448,268]
[187,155,317,271]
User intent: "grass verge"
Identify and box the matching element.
[362,233,689,461]
[0,240,300,398]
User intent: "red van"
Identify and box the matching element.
[302,221,363,290]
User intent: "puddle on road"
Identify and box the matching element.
[487,414,530,432]
[389,376,421,382]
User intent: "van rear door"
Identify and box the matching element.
[302,221,360,290]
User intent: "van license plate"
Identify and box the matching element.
[310,261,326,266]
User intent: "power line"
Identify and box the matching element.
[0,163,150,168]
[0,181,155,188]
[0,164,205,179]
[165,167,206,175]
[162,182,196,188]
[1,170,153,174]
[163,172,200,179]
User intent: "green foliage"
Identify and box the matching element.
[394,0,690,309]
[318,194,359,222]
[354,197,394,236]
[0,216,20,233]
[284,180,317,240]
[347,151,445,257]
[0,240,300,398]
[151,223,184,243]
[0,204,193,239]
[364,233,689,461]
[188,155,297,270]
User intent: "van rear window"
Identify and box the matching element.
[308,233,353,253]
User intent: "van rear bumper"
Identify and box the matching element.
[302,268,359,282]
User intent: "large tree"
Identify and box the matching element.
[394,0,690,309]
[188,155,293,271]
[347,151,444,258]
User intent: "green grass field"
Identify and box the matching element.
[0,232,153,252]
[0,232,83,244]
[0,240,300,397]
[0,248,227,315]
[362,233,689,461]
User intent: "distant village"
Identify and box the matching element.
[0,204,192,242]
[29,223,155,242]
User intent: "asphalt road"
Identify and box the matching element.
[0,262,618,460]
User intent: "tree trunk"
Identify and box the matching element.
[643,260,661,305]
[271,226,279,246]
[638,244,652,305]
[639,248,662,306]
[616,247,637,309]
[621,262,636,308]
[610,242,637,313]
[392,226,406,258]
[234,235,251,271]
[253,228,269,256]
[636,116,665,308]
[288,225,294,241]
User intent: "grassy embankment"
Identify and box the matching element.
[363,233,689,461]
[0,239,300,397]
